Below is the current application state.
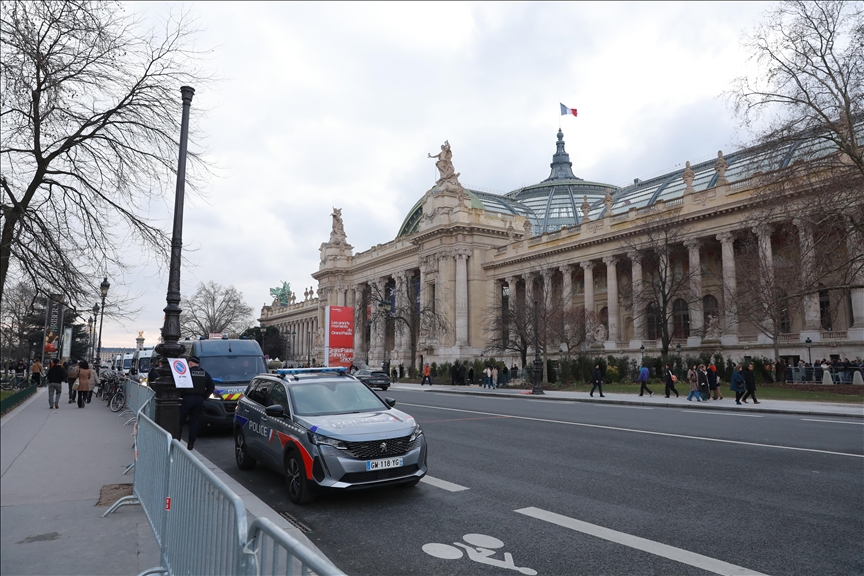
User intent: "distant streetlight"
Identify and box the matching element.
[640,344,645,362]
[805,337,812,365]
[87,317,94,359]
[291,330,296,363]
[96,277,109,367]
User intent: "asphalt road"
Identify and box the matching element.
[194,389,864,576]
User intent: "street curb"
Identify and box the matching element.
[404,386,864,419]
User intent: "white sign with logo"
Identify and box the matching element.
[169,358,194,388]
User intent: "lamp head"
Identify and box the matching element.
[100,277,110,297]
[93,303,99,314]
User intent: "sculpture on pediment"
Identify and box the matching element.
[604,188,614,213]
[683,161,695,192]
[269,282,292,306]
[704,314,722,340]
[428,140,464,192]
[581,195,592,222]
[594,323,608,343]
[523,218,533,236]
[506,221,516,241]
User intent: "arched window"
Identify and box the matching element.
[646,303,662,340]
[672,298,690,339]
[599,306,609,328]
[778,288,792,334]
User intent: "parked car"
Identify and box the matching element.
[233,367,426,504]
[354,369,391,391]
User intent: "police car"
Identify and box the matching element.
[233,367,427,504]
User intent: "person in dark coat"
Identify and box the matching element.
[450,364,458,386]
[589,364,605,397]
[180,356,215,450]
[697,365,710,401]
[730,364,746,404]
[468,367,474,385]
[458,363,467,386]
[707,363,721,400]
[741,364,759,404]
[664,364,679,398]
[46,359,66,409]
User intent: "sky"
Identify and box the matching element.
[100,1,772,349]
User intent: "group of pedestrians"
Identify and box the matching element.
[482,365,499,389]
[684,363,723,402]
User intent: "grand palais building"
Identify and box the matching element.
[260,128,864,371]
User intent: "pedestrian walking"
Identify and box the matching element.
[664,364,679,398]
[180,356,215,451]
[730,364,746,404]
[589,364,605,397]
[483,365,491,389]
[686,365,701,401]
[75,361,94,408]
[468,367,475,385]
[67,361,80,403]
[741,364,759,404]
[491,366,498,389]
[30,358,43,387]
[697,364,710,401]
[458,363,466,386]
[450,363,458,386]
[46,359,65,409]
[501,365,509,386]
[707,362,722,400]
[421,363,432,385]
[637,363,653,397]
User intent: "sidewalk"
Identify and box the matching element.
[0,388,335,576]
[391,383,864,418]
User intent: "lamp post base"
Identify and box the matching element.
[531,357,544,395]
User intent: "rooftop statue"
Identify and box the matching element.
[581,195,592,222]
[683,161,695,192]
[329,207,347,244]
[428,140,464,191]
[715,151,729,185]
[270,282,292,306]
[603,188,614,213]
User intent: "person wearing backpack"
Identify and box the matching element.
[66,361,80,403]
[664,364,680,398]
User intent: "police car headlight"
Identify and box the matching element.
[409,425,423,442]
[309,432,347,450]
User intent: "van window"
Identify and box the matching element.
[198,356,266,385]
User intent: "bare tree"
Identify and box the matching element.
[0,282,39,360]
[483,285,532,370]
[358,277,450,372]
[624,214,703,357]
[0,1,211,307]
[180,281,254,338]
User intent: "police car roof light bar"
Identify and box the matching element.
[276,367,349,376]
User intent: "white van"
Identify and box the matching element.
[130,348,155,383]
[121,352,134,375]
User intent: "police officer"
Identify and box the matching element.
[180,356,215,451]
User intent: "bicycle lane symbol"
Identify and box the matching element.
[422,533,537,575]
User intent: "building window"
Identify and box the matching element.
[819,289,832,331]
[646,303,662,341]
[672,298,690,339]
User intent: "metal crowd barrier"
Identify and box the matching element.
[104,411,344,576]
[784,366,864,384]
[120,379,156,424]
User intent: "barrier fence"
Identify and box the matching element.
[104,411,343,576]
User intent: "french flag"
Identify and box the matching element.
[560,103,577,117]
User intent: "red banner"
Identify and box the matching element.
[325,306,354,367]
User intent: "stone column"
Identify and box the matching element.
[602,256,619,346]
[628,251,644,345]
[454,249,470,346]
[581,261,595,318]
[849,226,864,338]
[684,238,703,345]
[560,264,575,311]
[371,277,387,366]
[394,271,407,357]
[795,220,821,333]
[753,224,775,280]
[336,284,346,306]
[716,232,738,343]
[541,268,554,313]
[353,284,365,361]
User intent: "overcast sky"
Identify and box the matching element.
[101,1,772,349]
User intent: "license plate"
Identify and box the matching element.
[366,457,403,471]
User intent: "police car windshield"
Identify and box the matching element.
[198,356,266,384]
[289,381,386,416]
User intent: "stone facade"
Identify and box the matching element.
[260,133,864,369]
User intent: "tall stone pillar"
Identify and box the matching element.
[795,220,821,334]
[454,249,470,346]
[394,271,408,357]
[716,232,738,344]
[684,238,703,345]
[353,284,365,361]
[581,261,595,319]
[628,250,644,345]
[753,225,775,280]
[336,285,346,306]
[560,264,574,311]
[848,226,864,339]
[371,278,387,367]
[602,256,619,347]
[541,268,554,312]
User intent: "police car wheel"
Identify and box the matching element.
[234,431,256,470]
[285,453,316,504]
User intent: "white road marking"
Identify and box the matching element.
[801,418,864,425]
[400,402,864,458]
[421,475,469,492]
[679,410,763,418]
[590,404,654,410]
[515,507,768,576]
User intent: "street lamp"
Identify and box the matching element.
[307,330,311,366]
[291,330,296,363]
[640,344,645,362]
[805,337,812,365]
[153,85,195,440]
[531,299,544,395]
[96,278,109,368]
[365,320,372,366]
[87,317,94,360]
